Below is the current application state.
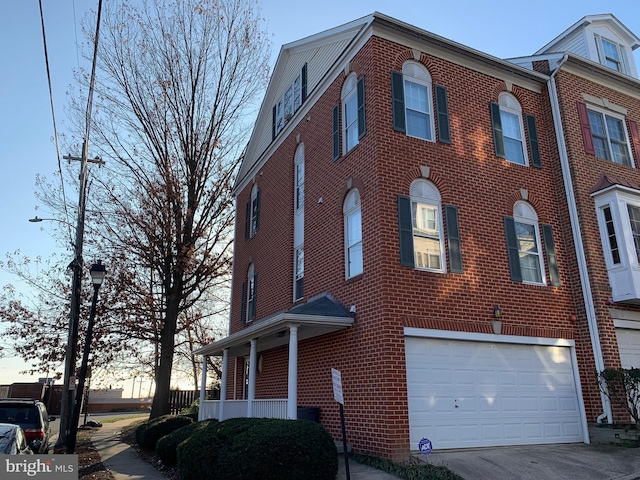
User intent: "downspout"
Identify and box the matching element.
[547,54,612,424]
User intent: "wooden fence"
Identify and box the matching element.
[169,389,217,414]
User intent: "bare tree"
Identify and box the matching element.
[64,0,271,416]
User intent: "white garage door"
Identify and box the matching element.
[616,328,640,368]
[405,336,583,450]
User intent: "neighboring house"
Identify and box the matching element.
[194,12,640,460]
[511,13,640,425]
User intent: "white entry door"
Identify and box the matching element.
[405,336,583,449]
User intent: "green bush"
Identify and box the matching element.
[177,418,338,480]
[137,414,194,451]
[135,414,170,445]
[179,399,200,421]
[156,419,218,467]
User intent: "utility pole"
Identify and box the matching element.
[55,0,104,450]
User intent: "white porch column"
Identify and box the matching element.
[219,348,229,421]
[198,356,208,421]
[248,339,257,417]
[287,325,299,420]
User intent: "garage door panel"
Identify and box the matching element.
[616,328,640,368]
[405,337,583,449]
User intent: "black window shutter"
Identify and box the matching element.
[397,195,415,267]
[272,105,276,140]
[302,63,308,103]
[357,76,366,139]
[391,71,406,133]
[542,224,560,286]
[526,114,542,168]
[240,281,247,323]
[491,102,506,158]
[445,205,463,273]
[435,84,451,144]
[332,105,340,161]
[504,217,522,282]
[254,190,261,233]
[244,201,250,240]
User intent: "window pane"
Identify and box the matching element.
[412,203,438,236]
[413,236,441,269]
[296,163,304,209]
[348,243,363,277]
[345,95,358,150]
[295,248,304,279]
[347,210,362,245]
[405,81,431,140]
[588,111,606,136]
[515,221,542,283]
[500,111,525,164]
[504,137,525,165]
[602,39,621,71]
[404,81,428,112]
[628,205,640,264]
[603,206,620,264]
[520,253,543,283]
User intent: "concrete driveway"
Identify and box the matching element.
[421,443,640,480]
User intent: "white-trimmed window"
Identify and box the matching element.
[409,180,445,272]
[593,185,640,303]
[273,64,307,139]
[595,35,630,74]
[402,62,434,141]
[587,108,632,167]
[244,183,260,240]
[241,264,257,323]
[504,201,560,286]
[344,189,363,278]
[342,74,359,153]
[293,144,304,300]
[498,93,528,165]
[513,202,544,284]
[397,181,463,273]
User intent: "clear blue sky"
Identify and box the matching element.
[0,0,638,388]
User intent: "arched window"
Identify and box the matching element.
[497,93,528,165]
[402,62,435,141]
[409,179,445,272]
[343,189,363,278]
[342,74,359,153]
[509,201,544,284]
[293,144,304,300]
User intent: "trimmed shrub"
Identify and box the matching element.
[137,414,194,451]
[156,419,218,467]
[135,414,170,445]
[177,418,338,480]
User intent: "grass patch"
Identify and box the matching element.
[352,454,464,480]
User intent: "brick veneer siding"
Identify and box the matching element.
[228,35,588,460]
[552,69,640,422]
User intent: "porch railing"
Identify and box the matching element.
[200,399,288,421]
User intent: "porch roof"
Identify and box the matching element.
[193,293,354,358]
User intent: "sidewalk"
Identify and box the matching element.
[90,417,402,480]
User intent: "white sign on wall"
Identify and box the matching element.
[331,368,344,405]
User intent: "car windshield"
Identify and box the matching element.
[0,428,17,453]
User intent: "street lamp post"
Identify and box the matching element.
[66,260,106,454]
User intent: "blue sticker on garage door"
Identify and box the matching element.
[418,437,432,455]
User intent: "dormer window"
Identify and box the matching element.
[594,34,630,75]
[601,38,623,71]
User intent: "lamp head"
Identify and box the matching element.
[90,260,106,286]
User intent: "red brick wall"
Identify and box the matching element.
[553,69,640,422]
[228,35,589,459]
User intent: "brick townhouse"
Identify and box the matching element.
[195,12,640,459]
